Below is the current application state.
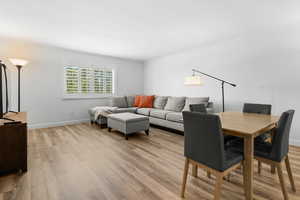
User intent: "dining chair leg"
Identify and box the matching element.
[277,162,289,200]
[258,161,262,174]
[285,156,296,192]
[181,158,190,198]
[214,174,223,200]
[207,171,211,179]
[192,164,198,177]
[271,165,276,174]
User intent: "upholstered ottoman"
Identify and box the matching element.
[107,113,149,140]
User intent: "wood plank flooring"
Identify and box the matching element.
[0,123,300,200]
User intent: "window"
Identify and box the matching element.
[64,66,114,98]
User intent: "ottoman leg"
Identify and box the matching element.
[108,127,111,132]
[145,129,149,136]
[125,135,128,140]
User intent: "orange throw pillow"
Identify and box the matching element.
[133,96,142,107]
[138,95,155,108]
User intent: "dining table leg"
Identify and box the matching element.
[243,136,254,200]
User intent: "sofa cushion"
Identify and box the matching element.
[112,107,137,113]
[110,96,128,108]
[126,96,135,107]
[166,112,183,123]
[108,113,148,123]
[150,109,172,119]
[183,97,209,111]
[136,108,152,116]
[153,96,168,109]
[164,97,186,112]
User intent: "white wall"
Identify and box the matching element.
[144,26,300,146]
[0,37,144,128]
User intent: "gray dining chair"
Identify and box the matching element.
[232,110,296,200]
[181,111,245,199]
[189,104,207,113]
[243,103,272,172]
[255,110,296,200]
[243,103,272,143]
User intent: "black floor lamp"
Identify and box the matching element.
[9,58,28,112]
[185,69,237,112]
[0,60,13,120]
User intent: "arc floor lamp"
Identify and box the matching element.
[185,69,237,112]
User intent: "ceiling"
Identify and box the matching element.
[0,0,299,60]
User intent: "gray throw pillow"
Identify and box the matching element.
[126,96,135,107]
[183,97,209,111]
[164,97,186,112]
[110,96,128,108]
[153,96,168,109]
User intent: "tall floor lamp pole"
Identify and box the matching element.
[16,65,21,112]
[9,58,28,113]
[0,60,14,121]
[185,69,237,112]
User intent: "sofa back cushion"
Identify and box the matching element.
[183,97,209,111]
[138,95,155,108]
[153,96,168,109]
[164,97,186,112]
[111,96,128,108]
[126,96,135,107]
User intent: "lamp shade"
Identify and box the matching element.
[9,58,28,66]
[184,75,202,86]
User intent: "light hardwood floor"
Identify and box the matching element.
[0,123,299,200]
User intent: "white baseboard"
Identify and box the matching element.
[290,138,300,147]
[26,121,300,147]
[28,119,90,129]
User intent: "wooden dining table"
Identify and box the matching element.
[192,111,279,200]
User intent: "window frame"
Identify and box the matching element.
[62,66,116,99]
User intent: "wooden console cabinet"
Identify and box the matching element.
[0,112,27,175]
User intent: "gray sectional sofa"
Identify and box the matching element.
[89,95,213,132]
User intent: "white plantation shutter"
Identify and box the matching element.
[64,66,114,95]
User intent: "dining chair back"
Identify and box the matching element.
[243,103,271,114]
[270,110,295,162]
[189,104,207,113]
[183,111,225,170]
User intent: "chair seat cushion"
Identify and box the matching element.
[136,108,152,116]
[254,141,273,159]
[229,139,273,160]
[166,112,183,123]
[150,109,171,119]
[255,132,271,143]
[223,148,244,171]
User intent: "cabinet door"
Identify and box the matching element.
[0,123,27,174]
